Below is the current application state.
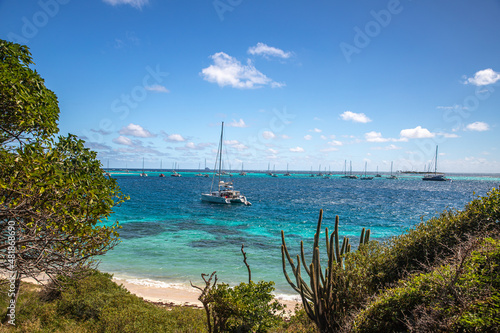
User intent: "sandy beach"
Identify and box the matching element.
[114,278,203,307]
[113,277,301,312]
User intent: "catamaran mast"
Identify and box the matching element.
[218,122,224,186]
[434,145,438,175]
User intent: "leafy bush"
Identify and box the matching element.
[351,237,500,332]
[206,280,284,333]
[274,306,318,333]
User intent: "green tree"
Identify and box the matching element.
[0,40,59,146]
[0,39,127,326]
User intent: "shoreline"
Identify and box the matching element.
[114,277,203,307]
[15,274,301,312]
[113,277,302,312]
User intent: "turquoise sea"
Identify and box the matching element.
[99,171,500,298]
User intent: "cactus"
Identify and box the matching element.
[281,209,370,332]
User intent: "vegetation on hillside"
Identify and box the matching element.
[282,188,500,333]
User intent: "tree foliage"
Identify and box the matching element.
[0,39,59,146]
[0,39,127,325]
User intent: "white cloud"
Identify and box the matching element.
[371,144,402,150]
[340,111,372,123]
[464,68,500,86]
[365,131,390,142]
[400,126,435,139]
[232,144,248,151]
[175,142,211,151]
[281,134,291,139]
[387,145,401,150]
[465,121,490,132]
[247,43,292,59]
[290,146,304,152]
[310,128,322,133]
[113,136,133,146]
[268,148,278,154]
[201,52,282,89]
[119,123,155,138]
[304,134,313,140]
[262,131,276,140]
[165,134,186,142]
[227,119,248,127]
[321,147,339,152]
[102,0,148,9]
[145,84,169,93]
[222,139,248,151]
[328,140,343,146]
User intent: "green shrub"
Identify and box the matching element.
[207,280,284,332]
[351,237,500,332]
[371,188,500,288]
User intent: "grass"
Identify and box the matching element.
[0,270,315,332]
[0,270,207,333]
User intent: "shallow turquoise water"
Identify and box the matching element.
[99,172,499,296]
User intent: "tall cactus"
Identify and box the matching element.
[281,209,370,332]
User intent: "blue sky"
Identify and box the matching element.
[1,0,500,173]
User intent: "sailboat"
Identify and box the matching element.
[375,166,382,178]
[423,146,449,181]
[203,158,210,177]
[387,161,397,179]
[159,160,165,177]
[201,122,251,206]
[284,163,291,176]
[104,159,111,177]
[316,164,323,177]
[272,164,278,177]
[171,162,182,177]
[266,162,272,176]
[239,162,247,176]
[195,162,204,177]
[310,166,315,177]
[360,161,373,180]
[140,158,147,177]
[342,160,358,179]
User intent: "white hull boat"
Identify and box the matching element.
[201,122,251,206]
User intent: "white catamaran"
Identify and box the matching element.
[201,122,251,206]
[423,145,449,181]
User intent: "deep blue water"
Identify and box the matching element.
[99,171,499,296]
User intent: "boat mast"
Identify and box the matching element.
[218,122,224,186]
[434,145,438,175]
